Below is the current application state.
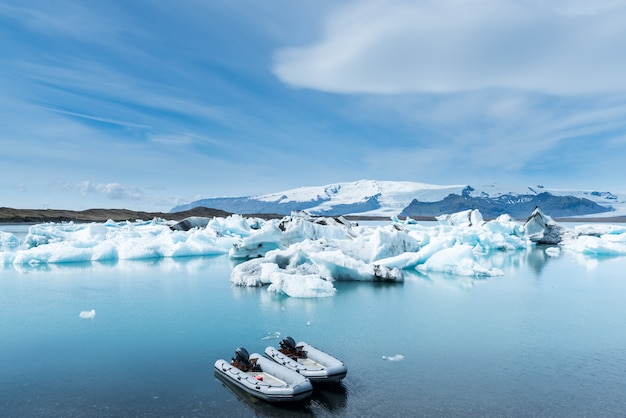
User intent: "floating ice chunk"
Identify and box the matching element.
[261,331,281,340]
[556,223,626,256]
[308,248,404,282]
[8,219,234,265]
[230,258,269,286]
[572,223,626,236]
[376,235,455,270]
[0,231,20,250]
[7,209,626,297]
[229,222,282,259]
[79,309,96,319]
[231,236,404,294]
[561,234,626,256]
[382,354,405,361]
[523,207,564,244]
[169,216,211,231]
[229,213,357,260]
[267,272,336,298]
[365,225,422,261]
[209,215,264,237]
[437,209,483,227]
[0,252,16,265]
[545,247,561,257]
[417,244,504,277]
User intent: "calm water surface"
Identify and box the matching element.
[2,225,626,417]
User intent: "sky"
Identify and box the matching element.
[1,0,626,212]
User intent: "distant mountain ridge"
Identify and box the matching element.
[399,187,612,218]
[171,180,623,219]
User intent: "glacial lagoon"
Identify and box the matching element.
[2,223,626,417]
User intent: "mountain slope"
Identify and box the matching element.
[399,188,612,218]
[171,180,623,218]
[171,180,465,216]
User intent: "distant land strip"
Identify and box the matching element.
[0,207,624,224]
[0,206,233,224]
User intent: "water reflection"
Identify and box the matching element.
[214,371,348,416]
[1,255,228,275]
[309,382,348,412]
[525,245,554,277]
[406,246,562,290]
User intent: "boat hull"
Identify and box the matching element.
[214,354,313,402]
[265,342,348,383]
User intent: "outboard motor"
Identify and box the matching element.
[280,336,296,351]
[232,347,261,372]
[234,347,250,364]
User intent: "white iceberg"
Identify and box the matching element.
[2,217,243,265]
[230,237,403,298]
[261,331,281,340]
[417,244,503,277]
[79,309,96,319]
[3,207,626,298]
[0,231,21,251]
[382,354,405,361]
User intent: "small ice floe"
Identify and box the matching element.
[79,309,96,319]
[306,320,311,326]
[382,354,405,361]
[545,247,561,257]
[261,331,281,340]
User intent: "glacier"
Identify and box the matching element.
[171,179,626,218]
[2,209,626,298]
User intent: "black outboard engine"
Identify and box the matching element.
[280,336,296,351]
[234,347,250,364]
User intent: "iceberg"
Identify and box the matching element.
[228,211,521,297]
[1,217,243,265]
[0,231,20,251]
[417,244,504,277]
[79,309,96,319]
[2,207,626,298]
[382,354,405,361]
[523,207,564,245]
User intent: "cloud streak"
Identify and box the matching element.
[274,0,626,95]
[1,1,625,211]
[61,181,144,201]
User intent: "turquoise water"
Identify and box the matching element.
[2,232,626,416]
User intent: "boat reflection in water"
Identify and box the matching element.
[214,370,348,416]
[214,347,313,403]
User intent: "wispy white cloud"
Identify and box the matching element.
[273,0,626,95]
[9,58,232,124]
[147,132,223,147]
[2,0,625,211]
[61,181,144,201]
[0,1,145,48]
[40,107,150,129]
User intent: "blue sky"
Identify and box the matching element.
[1,0,626,211]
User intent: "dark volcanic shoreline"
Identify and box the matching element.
[1,207,624,224]
[0,206,236,224]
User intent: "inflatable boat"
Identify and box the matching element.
[265,337,348,383]
[214,347,313,402]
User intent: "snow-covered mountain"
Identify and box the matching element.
[170,180,626,219]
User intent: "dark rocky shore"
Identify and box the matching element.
[1,206,624,224]
[0,206,406,224]
[0,206,235,224]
